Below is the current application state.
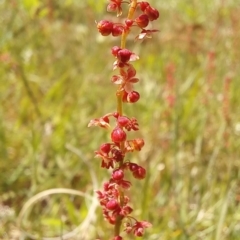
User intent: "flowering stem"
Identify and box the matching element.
[114,215,123,236]
[114,2,138,236]
[118,0,138,137]
[127,0,138,19]
[117,88,123,116]
[118,0,138,116]
[92,0,159,238]
[120,0,137,48]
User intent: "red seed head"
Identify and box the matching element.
[111,127,127,143]
[107,3,118,13]
[133,166,146,179]
[112,25,123,37]
[129,163,138,172]
[111,148,124,162]
[139,1,150,11]
[112,169,124,181]
[135,14,149,28]
[113,112,119,118]
[125,19,134,27]
[117,49,132,63]
[117,116,130,128]
[121,205,133,216]
[145,6,159,21]
[100,143,111,154]
[106,199,119,210]
[127,91,140,103]
[97,20,114,36]
[112,46,121,57]
[103,182,110,191]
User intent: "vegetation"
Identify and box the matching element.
[0,0,240,239]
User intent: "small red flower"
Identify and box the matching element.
[117,116,139,131]
[127,91,140,103]
[111,127,127,143]
[113,49,139,69]
[122,90,140,103]
[111,148,124,162]
[95,149,114,169]
[125,19,134,28]
[135,14,149,28]
[88,116,110,128]
[111,46,121,56]
[129,163,139,172]
[132,166,146,179]
[145,6,159,21]
[120,205,133,216]
[112,169,124,181]
[107,3,118,13]
[112,65,139,93]
[100,143,112,154]
[117,49,133,63]
[97,20,114,36]
[106,199,119,210]
[132,221,152,237]
[117,116,129,128]
[107,0,123,17]
[112,25,124,36]
[139,1,150,12]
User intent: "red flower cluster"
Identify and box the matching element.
[89,0,159,239]
[97,1,159,40]
[97,20,124,37]
[96,170,150,236]
[107,0,124,17]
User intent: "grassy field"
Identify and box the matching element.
[1,0,240,239]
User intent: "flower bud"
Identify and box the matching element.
[100,143,111,154]
[117,49,132,63]
[106,199,119,210]
[111,46,121,57]
[120,205,133,216]
[107,3,118,13]
[145,6,159,21]
[111,148,124,162]
[139,1,150,11]
[117,116,130,128]
[129,163,138,172]
[112,25,123,37]
[125,19,134,27]
[133,166,146,179]
[113,112,119,118]
[112,169,124,181]
[103,182,110,191]
[135,14,149,28]
[111,127,127,143]
[97,20,113,36]
[127,91,140,103]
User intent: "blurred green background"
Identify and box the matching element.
[1,0,240,239]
